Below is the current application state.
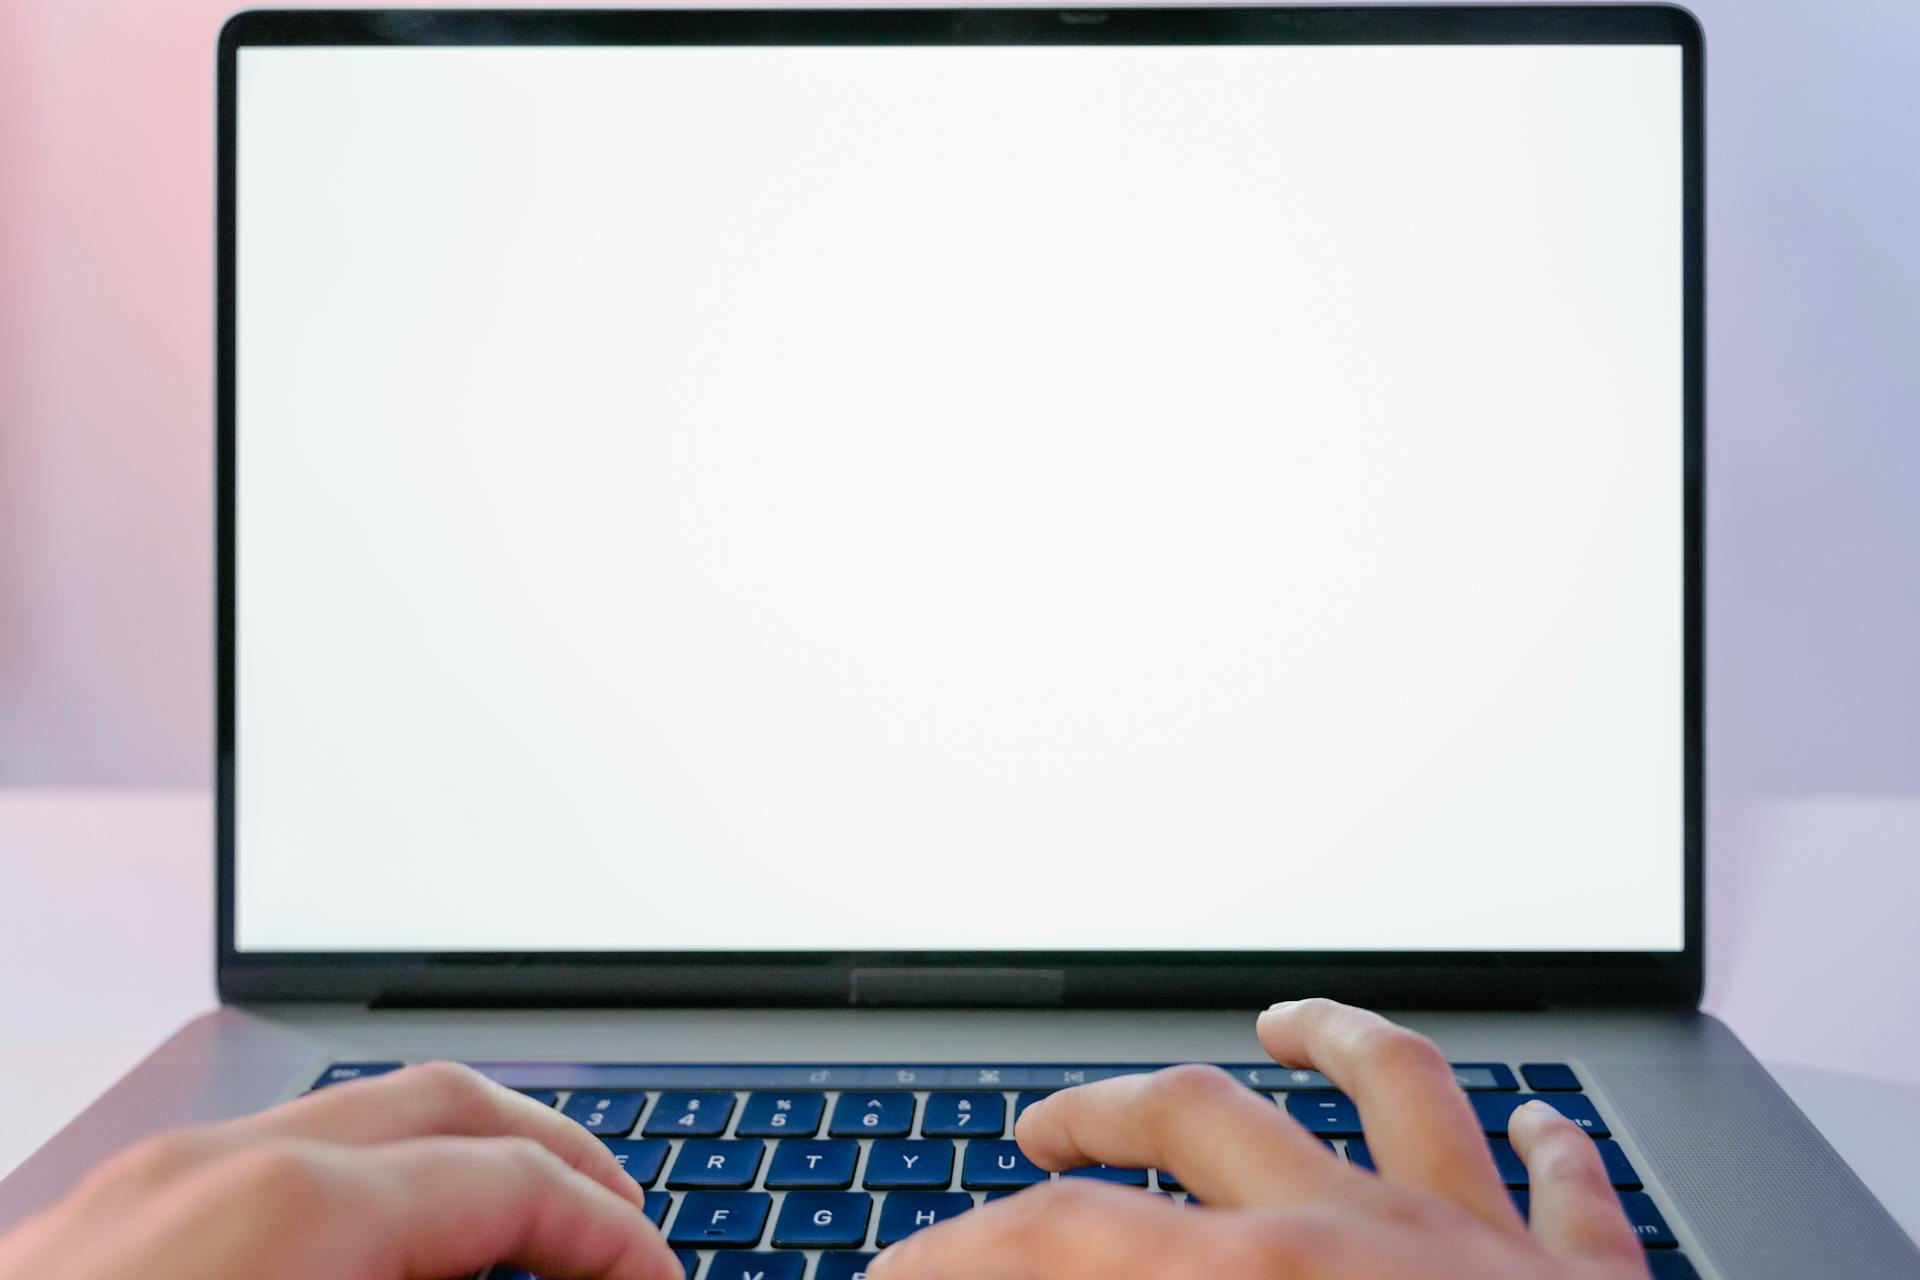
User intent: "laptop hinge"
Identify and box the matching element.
[849,968,1066,1008]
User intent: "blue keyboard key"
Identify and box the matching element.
[766,1140,858,1189]
[669,1141,766,1189]
[605,1139,671,1186]
[864,1140,956,1189]
[644,1191,672,1227]
[1448,1064,1519,1091]
[1013,1091,1054,1123]
[921,1092,1006,1137]
[1487,1139,1529,1187]
[1155,1168,1184,1190]
[311,1062,402,1089]
[961,1140,1049,1189]
[1647,1253,1701,1279]
[876,1192,974,1245]
[1244,1064,1514,1091]
[647,1091,736,1137]
[562,1091,646,1135]
[518,1089,559,1108]
[488,1269,535,1280]
[668,1192,772,1248]
[1471,1093,1609,1137]
[1520,1063,1581,1092]
[1594,1139,1642,1189]
[673,1250,699,1278]
[1511,1189,1530,1220]
[815,1253,877,1280]
[705,1252,804,1280]
[1061,1164,1148,1186]
[1285,1091,1363,1137]
[830,1093,915,1137]
[1345,1138,1375,1172]
[1619,1192,1676,1247]
[771,1192,873,1248]
[735,1092,825,1138]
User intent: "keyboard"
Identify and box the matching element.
[309,1061,1702,1280]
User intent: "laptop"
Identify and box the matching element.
[4,5,1916,1279]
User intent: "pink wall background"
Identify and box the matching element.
[3,0,1918,789]
[3,0,225,782]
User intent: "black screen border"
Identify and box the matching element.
[216,5,1706,1009]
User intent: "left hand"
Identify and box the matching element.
[0,1062,679,1280]
[868,998,1648,1280]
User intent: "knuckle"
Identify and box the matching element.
[1283,997,1347,1031]
[1221,1210,1333,1272]
[406,1059,494,1099]
[404,1060,503,1121]
[1153,1063,1240,1108]
[1362,1026,1449,1078]
[1023,1177,1102,1216]
[1011,1178,1109,1233]
[223,1141,340,1206]
[1015,1181,1123,1267]
[495,1133,567,1177]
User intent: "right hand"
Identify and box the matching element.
[0,1061,679,1280]
[870,999,1651,1280]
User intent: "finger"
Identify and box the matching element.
[868,1179,1323,1280]
[1013,1063,1359,1209]
[1509,1101,1643,1263]
[1255,999,1519,1232]
[358,1136,678,1280]
[220,1062,648,1209]
[137,1136,679,1280]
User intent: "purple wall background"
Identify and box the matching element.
[3,0,1917,796]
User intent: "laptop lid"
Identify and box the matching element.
[216,6,1703,1009]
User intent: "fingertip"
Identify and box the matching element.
[1010,1094,1052,1144]
[1507,1099,1570,1145]
[865,1241,904,1280]
[1254,996,1341,1042]
[1513,1101,1587,1162]
[600,1221,684,1280]
[640,1237,689,1280]
[605,1159,654,1210]
[1010,1100,1078,1175]
[583,1180,681,1280]
[1253,997,1316,1058]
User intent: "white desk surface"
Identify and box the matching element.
[2,788,1916,1246]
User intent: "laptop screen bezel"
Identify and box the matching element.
[215,5,1705,1009]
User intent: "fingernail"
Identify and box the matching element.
[1263,999,1300,1014]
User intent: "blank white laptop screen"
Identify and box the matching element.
[233,43,1684,953]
